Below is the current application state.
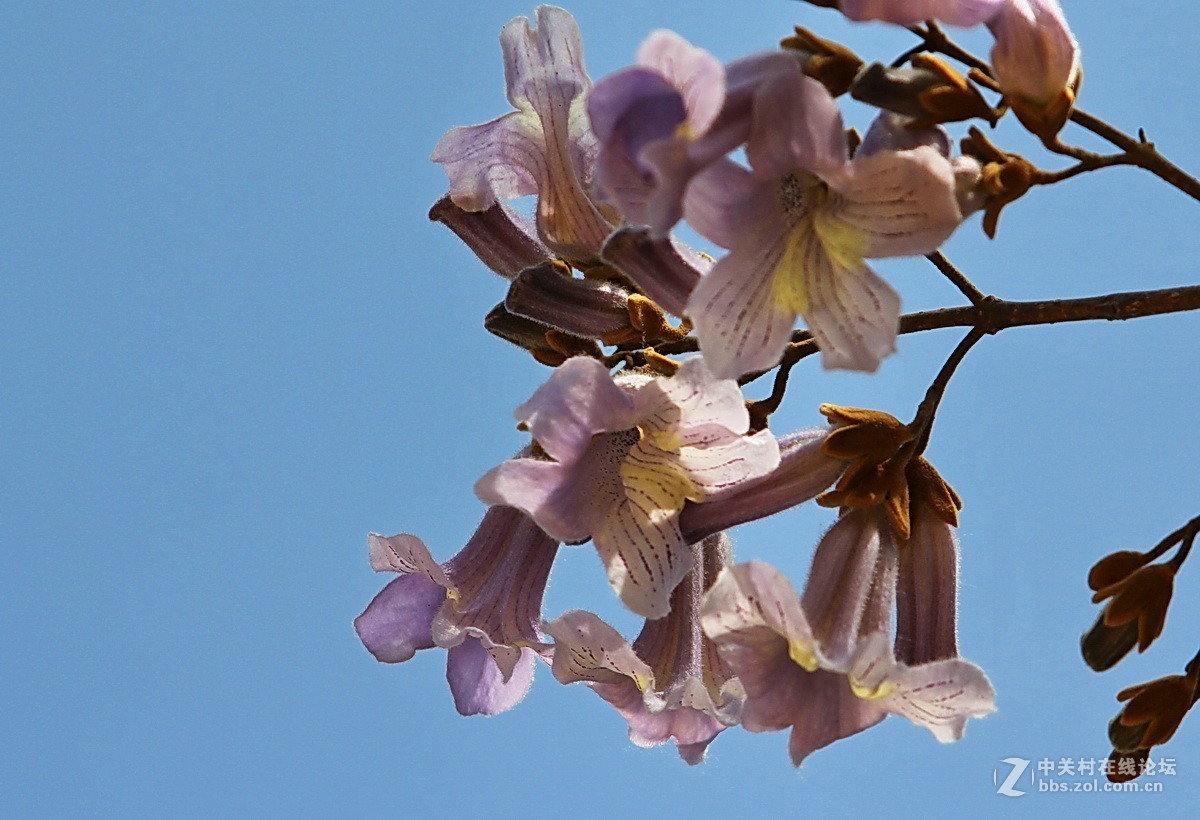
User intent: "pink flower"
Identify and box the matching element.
[354,505,558,716]
[701,560,995,764]
[544,534,743,764]
[838,0,1007,27]
[589,30,725,234]
[476,356,779,618]
[987,0,1081,140]
[430,6,613,261]
[684,72,967,376]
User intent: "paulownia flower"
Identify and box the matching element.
[685,72,966,377]
[701,561,994,765]
[987,0,1081,141]
[815,404,966,665]
[836,0,1007,27]
[589,30,725,234]
[476,356,779,618]
[544,534,743,764]
[590,32,809,237]
[354,504,558,716]
[430,6,613,261]
[895,460,963,664]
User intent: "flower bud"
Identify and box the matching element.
[1088,550,1148,592]
[987,0,1081,141]
[505,262,633,339]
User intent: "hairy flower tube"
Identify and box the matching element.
[476,356,779,618]
[701,561,994,765]
[544,534,743,764]
[354,504,558,716]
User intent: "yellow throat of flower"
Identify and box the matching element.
[849,675,898,701]
[772,174,868,315]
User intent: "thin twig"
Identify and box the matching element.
[647,283,1200,369]
[1168,517,1199,571]
[745,347,802,430]
[926,251,985,304]
[909,326,986,456]
[905,25,1200,202]
[1144,515,1200,562]
[1033,153,1139,185]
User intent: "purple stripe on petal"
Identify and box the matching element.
[514,357,637,463]
[686,225,797,380]
[594,497,693,619]
[836,147,962,258]
[803,258,901,373]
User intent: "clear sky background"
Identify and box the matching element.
[3,1,1198,817]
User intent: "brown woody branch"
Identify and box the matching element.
[621,283,1200,379]
[905,23,1200,202]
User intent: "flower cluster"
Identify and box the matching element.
[351,1,1099,768]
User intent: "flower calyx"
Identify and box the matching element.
[1082,563,1176,671]
[816,404,962,544]
[781,27,863,98]
[1088,549,1150,592]
[850,53,996,131]
[960,127,1038,239]
[1110,669,1199,752]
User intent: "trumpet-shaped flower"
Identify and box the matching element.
[431,6,613,261]
[428,195,550,279]
[701,561,995,765]
[895,466,963,665]
[684,72,966,377]
[354,505,558,716]
[476,356,779,618]
[544,534,744,764]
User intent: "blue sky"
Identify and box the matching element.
[2,1,1197,816]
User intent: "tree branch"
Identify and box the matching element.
[905,24,1200,202]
